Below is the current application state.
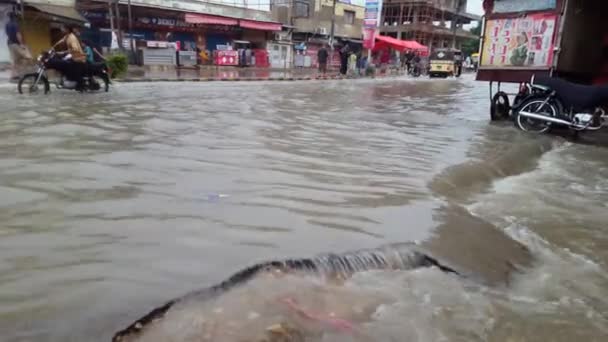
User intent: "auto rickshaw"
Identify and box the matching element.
[429,48,463,78]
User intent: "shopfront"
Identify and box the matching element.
[82,4,281,66]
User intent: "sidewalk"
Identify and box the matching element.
[118,65,400,82]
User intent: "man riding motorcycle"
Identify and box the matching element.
[54,25,87,90]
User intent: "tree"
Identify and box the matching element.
[461,23,482,57]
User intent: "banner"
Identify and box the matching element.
[481,13,557,68]
[362,28,375,49]
[363,0,381,28]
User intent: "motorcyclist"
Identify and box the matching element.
[54,25,87,90]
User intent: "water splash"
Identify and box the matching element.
[112,244,457,342]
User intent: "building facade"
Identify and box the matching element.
[76,0,283,66]
[271,0,365,68]
[1,0,86,61]
[379,0,479,50]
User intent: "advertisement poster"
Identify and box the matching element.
[363,28,376,49]
[364,0,381,28]
[493,0,556,13]
[481,14,557,68]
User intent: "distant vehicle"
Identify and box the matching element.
[428,48,462,78]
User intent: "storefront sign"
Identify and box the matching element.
[493,0,556,13]
[362,28,375,49]
[215,50,238,65]
[136,17,193,28]
[339,0,366,7]
[364,0,382,28]
[481,13,557,68]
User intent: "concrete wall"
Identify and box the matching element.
[25,0,76,6]
[274,0,364,39]
[21,11,52,56]
[121,0,273,21]
[0,5,10,63]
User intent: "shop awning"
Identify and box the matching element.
[26,3,87,24]
[239,19,282,31]
[374,35,428,53]
[184,13,238,26]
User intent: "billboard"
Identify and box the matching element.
[493,0,556,13]
[481,13,557,68]
[339,0,366,7]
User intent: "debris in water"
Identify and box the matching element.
[263,323,305,342]
[279,297,356,333]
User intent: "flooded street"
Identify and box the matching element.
[0,75,607,341]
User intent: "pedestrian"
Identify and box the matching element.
[317,44,329,74]
[245,47,252,66]
[339,43,350,75]
[348,51,357,76]
[82,40,105,64]
[5,12,32,81]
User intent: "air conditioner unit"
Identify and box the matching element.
[274,32,290,41]
[317,27,328,35]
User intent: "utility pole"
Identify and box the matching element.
[329,0,337,49]
[127,0,134,54]
[329,0,338,69]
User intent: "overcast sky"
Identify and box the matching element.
[467,0,484,15]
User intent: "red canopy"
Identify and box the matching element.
[239,19,282,31]
[185,14,238,26]
[373,35,428,54]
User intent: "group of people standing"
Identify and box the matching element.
[316,43,368,76]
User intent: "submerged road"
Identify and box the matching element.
[0,75,607,341]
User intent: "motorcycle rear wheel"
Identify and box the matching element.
[88,75,110,92]
[18,73,50,95]
[515,98,559,134]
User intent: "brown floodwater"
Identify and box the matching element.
[0,75,607,341]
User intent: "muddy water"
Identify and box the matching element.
[0,76,607,341]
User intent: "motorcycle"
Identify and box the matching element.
[514,76,608,135]
[18,49,110,95]
[409,62,422,78]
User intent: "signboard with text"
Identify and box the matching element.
[481,13,557,68]
[493,0,556,13]
[363,0,380,28]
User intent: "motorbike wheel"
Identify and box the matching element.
[88,75,110,92]
[18,73,50,95]
[490,91,511,121]
[515,98,559,134]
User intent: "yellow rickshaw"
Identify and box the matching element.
[429,48,463,78]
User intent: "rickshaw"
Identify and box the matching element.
[429,48,462,78]
[477,0,608,123]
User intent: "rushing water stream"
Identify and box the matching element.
[0,76,607,341]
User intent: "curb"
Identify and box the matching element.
[115,74,411,83]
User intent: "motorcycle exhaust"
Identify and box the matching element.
[518,111,586,129]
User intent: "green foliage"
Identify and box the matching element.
[462,24,482,57]
[106,54,128,79]
[365,65,376,77]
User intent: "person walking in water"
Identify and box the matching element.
[6,12,31,81]
[317,44,329,74]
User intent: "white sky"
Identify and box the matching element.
[467,0,484,15]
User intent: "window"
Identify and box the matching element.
[294,1,310,18]
[344,10,355,25]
